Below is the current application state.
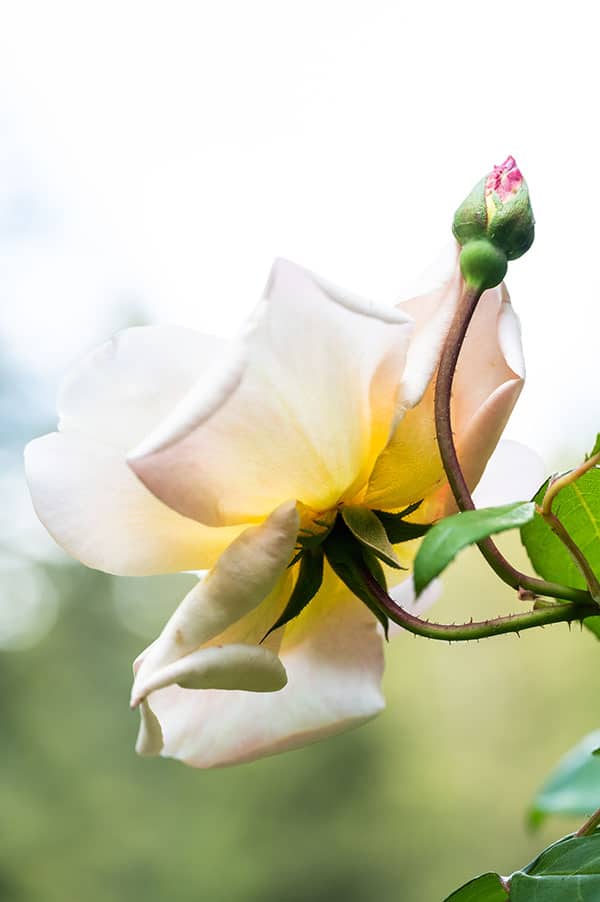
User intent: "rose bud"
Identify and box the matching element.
[453,156,535,290]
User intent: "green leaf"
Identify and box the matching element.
[413,502,535,596]
[324,521,389,637]
[443,873,508,901]
[584,615,600,639]
[373,509,431,543]
[445,832,600,900]
[529,731,600,826]
[341,506,404,569]
[588,434,600,459]
[262,548,324,639]
[521,470,600,594]
[510,831,600,900]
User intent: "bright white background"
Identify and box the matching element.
[0,0,598,459]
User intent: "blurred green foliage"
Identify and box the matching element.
[2,533,600,901]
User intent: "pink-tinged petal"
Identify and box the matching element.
[25,432,247,575]
[142,567,385,768]
[472,441,546,509]
[364,279,523,515]
[128,258,414,527]
[133,502,299,686]
[485,155,523,204]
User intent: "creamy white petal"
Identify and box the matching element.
[133,502,299,685]
[364,281,523,514]
[135,700,164,757]
[129,258,414,526]
[128,337,247,460]
[25,432,246,575]
[58,325,227,450]
[26,325,247,574]
[133,644,287,703]
[392,245,462,417]
[142,567,385,768]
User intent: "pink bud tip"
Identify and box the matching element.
[485,155,523,203]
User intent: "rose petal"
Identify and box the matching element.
[135,699,164,757]
[26,325,247,574]
[392,244,462,415]
[364,281,523,513]
[133,501,299,686]
[24,432,247,575]
[142,566,385,768]
[129,258,414,526]
[133,644,287,704]
[58,324,228,449]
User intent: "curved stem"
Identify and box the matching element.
[576,805,600,837]
[542,451,600,515]
[541,508,600,601]
[433,284,592,606]
[361,567,598,642]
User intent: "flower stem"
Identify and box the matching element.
[433,283,593,607]
[576,805,600,837]
[539,508,600,602]
[542,452,600,516]
[360,566,598,642]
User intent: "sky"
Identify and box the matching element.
[0,0,598,464]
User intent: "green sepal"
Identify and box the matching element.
[414,501,535,596]
[341,506,405,569]
[487,181,535,261]
[374,507,430,544]
[324,521,389,638]
[452,176,488,247]
[262,547,324,640]
[296,509,337,549]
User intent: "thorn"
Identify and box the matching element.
[518,586,538,602]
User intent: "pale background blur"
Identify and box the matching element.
[1,2,599,900]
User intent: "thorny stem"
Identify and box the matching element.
[540,508,600,602]
[542,452,600,516]
[433,283,594,607]
[360,565,599,642]
[576,805,600,837]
